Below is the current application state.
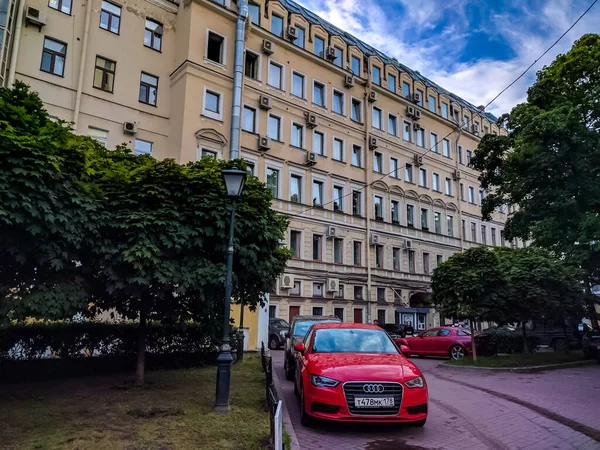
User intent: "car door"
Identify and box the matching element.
[434,328,454,355]
[410,329,438,354]
[295,328,314,389]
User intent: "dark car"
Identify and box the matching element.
[284,315,341,380]
[524,317,582,350]
[581,324,600,361]
[268,318,289,350]
[380,323,414,338]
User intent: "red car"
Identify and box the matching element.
[395,327,473,360]
[293,322,428,426]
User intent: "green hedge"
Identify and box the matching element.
[480,328,541,354]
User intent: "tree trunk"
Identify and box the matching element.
[136,309,147,386]
[522,321,528,353]
[584,276,599,329]
[471,317,477,362]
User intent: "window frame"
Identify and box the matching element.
[139,72,159,107]
[244,50,261,80]
[40,37,67,77]
[351,97,363,123]
[267,59,285,90]
[291,121,305,149]
[388,113,398,136]
[92,55,116,93]
[100,0,121,34]
[48,0,72,15]
[202,87,223,120]
[144,18,163,52]
[267,114,282,141]
[332,137,344,162]
[332,89,345,115]
[291,70,306,99]
[312,79,327,108]
[241,104,257,133]
[134,139,153,155]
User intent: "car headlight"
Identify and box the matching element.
[404,376,424,389]
[310,375,340,388]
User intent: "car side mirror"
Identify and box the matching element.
[294,343,306,353]
[400,345,410,354]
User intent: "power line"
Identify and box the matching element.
[286,0,598,219]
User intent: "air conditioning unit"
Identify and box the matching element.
[413,154,423,166]
[412,92,421,104]
[305,151,317,166]
[368,135,378,150]
[326,226,337,238]
[259,95,272,110]
[286,26,298,41]
[280,274,294,289]
[404,240,413,249]
[452,169,462,181]
[369,233,380,246]
[344,75,354,88]
[472,123,479,133]
[25,5,46,29]
[413,109,422,120]
[368,91,378,103]
[413,123,422,131]
[123,121,137,135]
[325,46,337,60]
[262,39,274,55]
[258,135,272,151]
[326,278,340,292]
[304,111,318,128]
[406,105,416,118]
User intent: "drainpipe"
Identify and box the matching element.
[72,0,93,131]
[454,127,464,251]
[364,80,373,324]
[7,0,26,86]
[228,0,248,160]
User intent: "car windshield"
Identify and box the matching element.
[272,319,288,328]
[293,320,338,337]
[312,328,399,354]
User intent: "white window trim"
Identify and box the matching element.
[311,174,327,206]
[290,120,306,149]
[312,78,328,108]
[197,146,222,161]
[373,151,384,174]
[332,88,346,116]
[389,156,399,178]
[241,103,258,134]
[372,106,383,130]
[289,172,304,203]
[244,49,262,81]
[373,193,385,220]
[264,159,284,199]
[406,202,416,226]
[289,229,304,259]
[312,129,326,155]
[433,210,443,233]
[420,207,430,230]
[202,86,224,121]
[388,113,398,137]
[240,151,259,174]
[403,120,412,142]
[211,0,231,6]
[290,69,307,99]
[442,138,451,158]
[267,58,286,90]
[351,144,363,168]
[445,177,453,196]
[468,186,476,204]
[432,172,441,192]
[267,113,283,141]
[387,73,397,92]
[332,182,345,212]
[204,28,228,68]
[419,167,428,188]
[350,96,363,123]
[430,132,439,153]
[350,183,364,215]
[332,135,345,162]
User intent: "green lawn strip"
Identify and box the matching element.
[446,350,585,368]
[0,355,269,450]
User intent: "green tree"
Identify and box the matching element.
[432,247,508,360]
[472,34,600,325]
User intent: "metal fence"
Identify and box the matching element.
[261,342,283,450]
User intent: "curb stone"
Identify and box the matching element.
[271,355,301,450]
[437,358,597,373]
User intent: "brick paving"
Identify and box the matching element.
[272,351,600,450]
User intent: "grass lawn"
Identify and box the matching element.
[0,354,269,450]
[446,350,585,368]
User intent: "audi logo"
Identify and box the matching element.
[362,384,385,393]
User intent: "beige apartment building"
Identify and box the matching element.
[1,0,516,329]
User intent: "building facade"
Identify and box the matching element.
[4,0,516,330]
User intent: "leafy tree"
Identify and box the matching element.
[472,34,600,326]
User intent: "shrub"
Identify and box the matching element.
[481,328,540,354]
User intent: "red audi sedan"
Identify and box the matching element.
[394,327,473,360]
[293,322,428,426]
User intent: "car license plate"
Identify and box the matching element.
[354,397,394,408]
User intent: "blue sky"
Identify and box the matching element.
[295,0,599,117]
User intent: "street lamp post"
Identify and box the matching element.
[215,166,247,412]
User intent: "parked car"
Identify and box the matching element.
[380,323,413,338]
[268,318,289,350]
[523,317,582,350]
[581,324,600,361]
[394,326,473,360]
[284,315,341,380]
[293,322,428,426]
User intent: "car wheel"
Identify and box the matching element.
[411,418,427,427]
[449,345,465,360]
[552,339,569,352]
[284,359,295,381]
[300,384,313,427]
[268,335,280,350]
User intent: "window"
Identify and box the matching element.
[353,241,362,265]
[462,220,466,239]
[403,121,411,141]
[333,185,344,211]
[393,248,400,270]
[246,162,255,175]
[292,72,305,98]
[352,190,362,215]
[372,66,381,85]
[292,123,304,148]
[391,200,399,223]
[242,106,256,133]
[402,82,410,98]
[491,227,497,246]
[466,150,472,166]
[419,168,427,187]
[290,174,302,203]
[405,163,413,183]
[245,51,259,79]
[200,149,217,159]
[374,196,383,219]
[266,168,279,198]
[352,145,362,167]
[313,81,326,107]
[49,0,71,14]
[295,27,305,48]
[290,230,301,258]
[134,139,152,155]
[481,225,487,244]
[500,230,505,246]
[463,115,469,130]
[432,173,440,192]
[271,14,283,37]
[479,189,485,205]
[41,38,66,76]
[312,131,324,155]
[312,306,323,315]
[468,186,475,204]
[144,19,162,51]
[333,90,344,115]
[377,288,386,302]
[434,212,441,234]
[333,239,343,263]
[351,98,362,122]
[268,61,283,89]
[267,114,281,140]
[460,183,465,201]
[248,3,260,25]
[416,128,424,147]
[408,250,415,273]
[421,208,429,230]
[333,47,343,67]
[437,255,443,267]
[333,138,344,161]
[441,103,448,119]
[312,180,323,206]
[471,222,477,242]
[428,95,436,113]
[388,114,398,136]
[354,286,363,300]
[407,204,414,227]
[372,107,382,129]
[423,253,430,274]
[430,133,439,153]
[313,283,324,297]
[100,1,121,34]
[203,89,221,119]
[375,245,384,268]
[290,281,301,295]
[139,73,158,106]
[416,89,424,106]
[442,139,450,157]
[88,127,108,147]
[452,107,459,123]
[93,56,115,92]
[351,56,361,76]
[445,177,452,196]
[373,152,383,173]
[388,74,396,92]
[390,158,399,178]
[314,36,325,58]
[312,234,322,260]
[457,145,463,164]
